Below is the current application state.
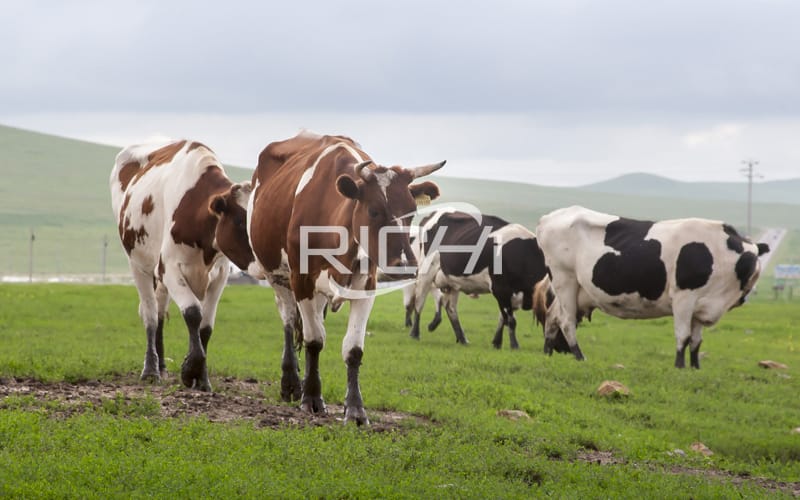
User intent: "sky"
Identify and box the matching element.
[2,0,799,186]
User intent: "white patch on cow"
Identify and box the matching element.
[489,223,534,246]
[297,295,328,345]
[294,167,317,196]
[272,283,297,326]
[511,291,523,309]
[374,169,396,198]
[435,267,491,295]
[295,142,365,195]
[342,296,375,360]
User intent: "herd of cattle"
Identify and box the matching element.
[111,131,769,425]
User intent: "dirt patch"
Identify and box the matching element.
[573,449,800,497]
[662,466,800,498]
[0,375,427,432]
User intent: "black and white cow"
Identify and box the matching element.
[535,205,770,368]
[410,209,548,348]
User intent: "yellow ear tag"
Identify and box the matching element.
[415,194,431,206]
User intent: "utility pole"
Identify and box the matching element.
[740,160,762,238]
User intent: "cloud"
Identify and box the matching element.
[683,123,744,147]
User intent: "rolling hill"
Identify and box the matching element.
[581,172,800,205]
[1,123,797,278]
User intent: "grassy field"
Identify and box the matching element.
[1,283,798,497]
[3,123,798,278]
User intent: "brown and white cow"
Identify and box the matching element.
[247,131,443,425]
[110,140,255,391]
[535,205,770,368]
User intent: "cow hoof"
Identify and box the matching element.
[301,396,327,415]
[427,316,442,331]
[193,378,212,392]
[409,330,420,340]
[180,356,206,389]
[140,369,161,384]
[510,343,520,350]
[281,381,302,403]
[492,342,502,350]
[344,406,369,426]
[457,338,470,346]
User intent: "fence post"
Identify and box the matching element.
[28,228,35,283]
[101,235,108,282]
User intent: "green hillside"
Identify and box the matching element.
[1,124,796,278]
[0,124,252,278]
[430,175,799,232]
[581,172,800,205]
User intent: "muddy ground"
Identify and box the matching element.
[2,376,798,496]
[0,375,421,432]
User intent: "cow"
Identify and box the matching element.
[247,131,444,425]
[110,140,256,391]
[535,205,770,368]
[409,209,549,349]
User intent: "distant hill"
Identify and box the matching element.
[581,172,800,205]
[1,124,797,278]
[0,124,252,277]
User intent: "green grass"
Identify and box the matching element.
[1,283,798,498]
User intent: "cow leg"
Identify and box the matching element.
[403,284,414,328]
[443,289,469,345]
[342,296,375,426]
[673,300,694,369]
[427,287,443,332]
[273,283,302,402]
[188,263,229,392]
[507,311,519,350]
[404,303,414,328]
[297,294,328,415]
[689,319,704,369]
[492,312,505,349]
[548,281,583,360]
[409,266,436,339]
[161,266,207,391]
[154,281,169,377]
[131,267,160,383]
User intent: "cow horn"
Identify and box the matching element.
[355,160,373,180]
[409,160,446,179]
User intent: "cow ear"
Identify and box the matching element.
[336,175,362,200]
[757,243,770,256]
[209,194,227,217]
[409,181,440,201]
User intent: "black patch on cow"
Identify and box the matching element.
[675,242,714,290]
[591,218,666,300]
[491,237,548,311]
[757,243,770,256]
[734,252,758,290]
[723,223,745,254]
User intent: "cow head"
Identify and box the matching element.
[336,160,444,279]
[533,277,572,354]
[209,182,256,272]
[532,275,592,355]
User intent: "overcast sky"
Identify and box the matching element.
[2,0,799,186]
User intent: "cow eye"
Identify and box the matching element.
[368,208,380,219]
